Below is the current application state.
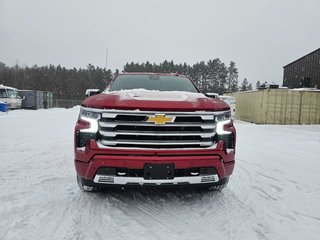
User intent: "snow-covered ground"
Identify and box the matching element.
[1,107,320,240]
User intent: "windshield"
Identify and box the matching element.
[7,89,18,97]
[0,89,8,98]
[110,74,199,93]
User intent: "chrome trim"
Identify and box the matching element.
[99,140,213,146]
[96,141,218,150]
[93,108,232,149]
[99,130,215,138]
[102,112,214,120]
[102,113,118,118]
[80,107,104,113]
[99,121,215,129]
[93,174,219,185]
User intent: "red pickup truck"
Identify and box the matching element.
[74,73,236,191]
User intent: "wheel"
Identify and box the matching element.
[77,175,95,192]
[207,177,229,191]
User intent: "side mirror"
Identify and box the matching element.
[205,92,219,98]
[85,89,100,97]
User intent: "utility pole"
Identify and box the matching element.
[105,48,108,71]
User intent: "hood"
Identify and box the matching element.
[82,89,229,111]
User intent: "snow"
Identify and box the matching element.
[1,107,320,240]
[108,88,206,101]
[291,88,320,92]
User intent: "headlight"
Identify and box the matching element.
[215,111,231,122]
[79,108,101,133]
[214,110,235,150]
[80,108,101,120]
[215,111,232,135]
[75,108,101,148]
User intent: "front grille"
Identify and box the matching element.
[98,110,216,149]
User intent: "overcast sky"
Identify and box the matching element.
[1,0,319,85]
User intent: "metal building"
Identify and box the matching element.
[228,89,320,125]
[283,48,320,89]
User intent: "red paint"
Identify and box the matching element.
[74,140,235,179]
[74,73,236,186]
[75,155,234,180]
[83,93,229,111]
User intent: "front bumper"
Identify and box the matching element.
[74,140,235,186]
[94,174,219,186]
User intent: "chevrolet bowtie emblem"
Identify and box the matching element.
[147,114,174,125]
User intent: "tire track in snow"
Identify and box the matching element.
[200,189,271,240]
[108,190,205,240]
[104,187,269,240]
[216,159,273,239]
[232,163,253,202]
[46,193,83,240]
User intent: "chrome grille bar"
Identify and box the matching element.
[98,110,217,148]
[100,140,213,146]
[99,121,215,129]
[99,130,215,138]
[101,111,218,117]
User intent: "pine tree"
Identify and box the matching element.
[256,80,261,90]
[226,61,238,92]
[240,78,249,91]
[145,61,153,72]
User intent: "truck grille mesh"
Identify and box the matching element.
[98,111,217,149]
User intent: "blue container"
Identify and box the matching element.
[0,102,8,112]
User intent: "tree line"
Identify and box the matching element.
[124,59,240,93]
[0,62,112,100]
[0,59,252,100]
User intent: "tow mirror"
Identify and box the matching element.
[85,89,100,97]
[205,92,219,98]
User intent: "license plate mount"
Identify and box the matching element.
[144,163,175,180]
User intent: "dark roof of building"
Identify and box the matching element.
[283,48,320,68]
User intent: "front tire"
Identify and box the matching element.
[77,175,95,192]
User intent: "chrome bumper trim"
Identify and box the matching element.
[96,141,218,150]
[93,174,219,185]
[99,139,213,147]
